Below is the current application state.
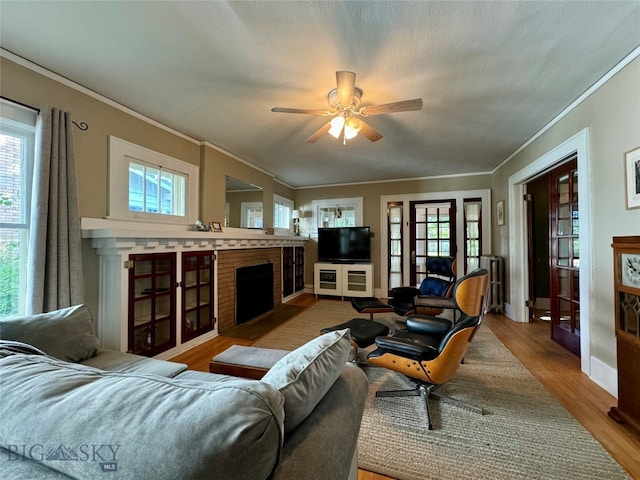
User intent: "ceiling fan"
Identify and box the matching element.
[271,71,423,144]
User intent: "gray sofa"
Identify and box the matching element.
[0,305,368,480]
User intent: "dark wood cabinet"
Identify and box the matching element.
[609,236,640,435]
[283,246,304,298]
[182,251,215,342]
[127,252,177,356]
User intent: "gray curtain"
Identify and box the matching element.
[26,107,83,314]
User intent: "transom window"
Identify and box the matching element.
[109,136,198,224]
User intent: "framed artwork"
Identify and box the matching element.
[624,146,640,209]
[497,200,505,226]
[210,221,223,232]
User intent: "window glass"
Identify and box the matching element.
[0,101,37,315]
[273,194,294,231]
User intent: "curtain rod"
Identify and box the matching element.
[1,95,89,131]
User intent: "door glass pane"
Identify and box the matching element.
[573,238,580,268]
[573,270,580,301]
[558,174,570,204]
[390,239,401,255]
[574,306,580,333]
[558,298,572,331]
[415,223,426,238]
[427,240,438,255]
[389,206,401,223]
[571,207,579,235]
[558,269,570,297]
[557,238,570,266]
[390,224,401,239]
[572,171,578,202]
[557,205,570,235]
[416,240,426,256]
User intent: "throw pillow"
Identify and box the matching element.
[261,328,351,434]
[0,304,100,362]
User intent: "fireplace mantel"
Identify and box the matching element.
[81,217,308,252]
[81,218,307,359]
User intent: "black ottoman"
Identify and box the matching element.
[321,318,390,348]
[351,297,395,320]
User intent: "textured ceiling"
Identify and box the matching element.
[1,1,639,187]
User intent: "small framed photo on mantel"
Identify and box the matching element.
[210,221,223,232]
[624,146,640,209]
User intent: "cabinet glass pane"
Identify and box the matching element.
[185,310,197,333]
[156,319,171,345]
[156,258,172,274]
[133,300,152,326]
[200,306,212,328]
[184,271,197,288]
[199,269,210,284]
[184,256,199,269]
[156,275,171,292]
[134,260,152,275]
[133,326,151,354]
[135,278,152,297]
[185,289,198,310]
[155,295,171,318]
[199,285,210,304]
[619,293,640,335]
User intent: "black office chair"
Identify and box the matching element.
[367,268,489,430]
[388,256,456,317]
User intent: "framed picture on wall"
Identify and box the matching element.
[625,146,640,209]
[497,200,505,226]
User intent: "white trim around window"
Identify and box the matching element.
[108,136,199,225]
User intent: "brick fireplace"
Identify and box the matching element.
[216,248,282,333]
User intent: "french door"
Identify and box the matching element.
[549,157,580,356]
[409,200,456,286]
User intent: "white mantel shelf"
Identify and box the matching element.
[81,217,308,252]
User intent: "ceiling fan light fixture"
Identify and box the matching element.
[328,115,359,140]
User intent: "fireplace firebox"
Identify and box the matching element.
[236,263,275,324]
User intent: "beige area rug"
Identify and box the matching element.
[254,299,629,480]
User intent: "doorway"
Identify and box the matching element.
[508,128,591,374]
[526,157,580,357]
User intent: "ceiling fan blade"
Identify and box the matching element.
[271,107,332,115]
[360,98,423,116]
[305,121,332,143]
[336,71,356,106]
[355,119,383,142]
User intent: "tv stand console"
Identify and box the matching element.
[314,262,373,298]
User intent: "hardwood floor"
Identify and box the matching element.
[170,295,640,480]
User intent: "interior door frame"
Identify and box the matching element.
[508,128,591,375]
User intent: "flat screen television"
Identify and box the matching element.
[317,226,371,263]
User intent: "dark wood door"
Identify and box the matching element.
[549,157,580,356]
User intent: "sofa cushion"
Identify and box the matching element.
[80,349,187,377]
[0,354,285,480]
[261,329,351,434]
[0,304,99,362]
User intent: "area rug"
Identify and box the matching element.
[254,299,629,480]
[220,303,304,341]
